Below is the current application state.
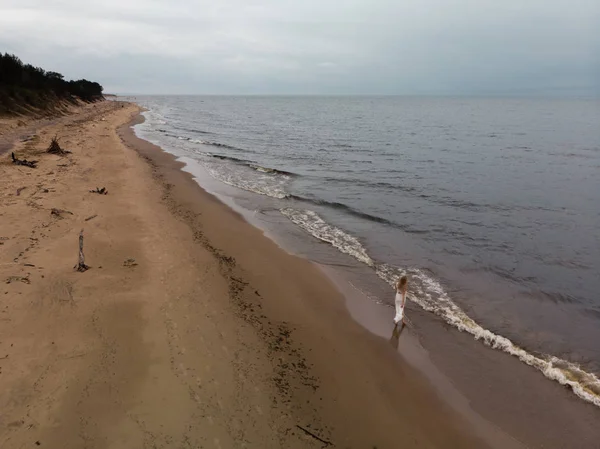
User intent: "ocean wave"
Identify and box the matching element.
[287,195,395,226]
[249,164,297,177]
[280,207,600,409]
[318,176,516,213]
[202,141,247,152]
[207,154,250,164]
[172,125,214,135]
[185,153,296,199]
[280,208,373,265]
[204,165,289,199]
[159,130,249,153]
[322,177,416,192]
[204,154,298,178]
[286,195,429,234]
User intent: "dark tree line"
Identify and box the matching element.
[0,53,104,114]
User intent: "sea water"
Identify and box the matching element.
[130,95,600,407]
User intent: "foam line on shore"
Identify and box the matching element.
[281,207,600,408]
[135,109,600,409]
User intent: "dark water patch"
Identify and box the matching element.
[208,154,250,163]
[525,289,582,305]
[172,125,215,135]
[322,177,408,191]
[204,153,298,177]
[288,194,395,225]
[198,140,249,152]
[287,194,429,235]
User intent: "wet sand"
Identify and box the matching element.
[131,101,600,449]
[0,100,490,448]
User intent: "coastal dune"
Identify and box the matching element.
[0,101,488,448]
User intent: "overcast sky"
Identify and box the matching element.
[1,0,598,95]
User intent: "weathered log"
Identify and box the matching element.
[89,187,108,195]
[11,152,37,168]
[74,229,89,272]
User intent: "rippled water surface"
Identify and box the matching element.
[130,95,600,406]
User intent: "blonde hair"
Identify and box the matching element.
[396,276,408,291]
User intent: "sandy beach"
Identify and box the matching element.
[0,100,499,448]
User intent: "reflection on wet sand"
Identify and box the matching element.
[390,322,406,350]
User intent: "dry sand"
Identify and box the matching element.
[1,101,491,448]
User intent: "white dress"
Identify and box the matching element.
[394,291,405,324]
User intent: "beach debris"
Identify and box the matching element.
[16,187,26,196]
[74,229,89,272]
[5,275,30,285]
[46,135,71,155]
[11,152,37,168]
[51,208,73,218]
[89,187,108,195]
[295,425,333,447]
[84,214,98,222]
[123,258,138,268]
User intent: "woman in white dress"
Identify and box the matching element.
[393,276,408,327]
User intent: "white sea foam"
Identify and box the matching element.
[203,164,289,199]
[147,130,291,199]
[281,208,600,408]
[254,165,273,174]
[280,208,374,266]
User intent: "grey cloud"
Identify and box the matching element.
[1,0,598,95]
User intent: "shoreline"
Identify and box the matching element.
[129,96,600,404]
[0,100,491,447]
[122,109,528,449]
[118,108,502,447]
[128,101,600,448]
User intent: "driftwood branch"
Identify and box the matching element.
[47,135,71,155]
[89,187,108,195]
[74,229,89,272]
[11,152,37,168]
[51,208,73,218]
[296,426,333,447]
